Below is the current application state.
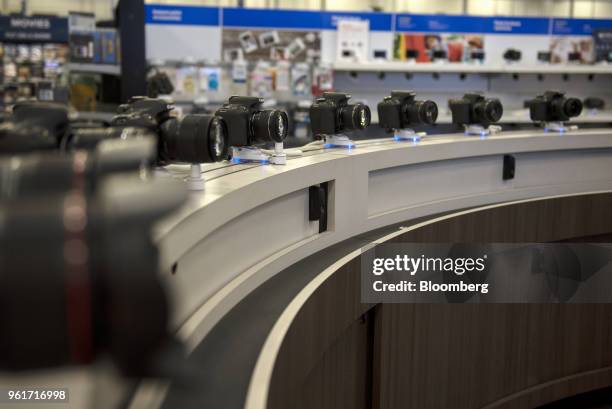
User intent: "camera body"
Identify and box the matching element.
[0,101,69,153]
[309,92,371,137]
[113,96,228,164]
[114,96,172,129]
[378,91,438,131]
[503,48,522,62]
[537,51,552,63]
[0,173,186,375]
[405,49,419,59]
[147,70,174,98]
[584,97,604,110]
[215,96,288,147]
[449,93,503,127]
[431,49,447,61]
[470,50,485,62]
[1,101,155,163]
[529,91,583,122]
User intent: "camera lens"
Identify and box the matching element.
[65,127,151,151]
[162,114,229,163]
[563,97,583,118]
[341,104,371,131]
[412,100,438,125]
[251,109,288,143]
[482,99,503,123]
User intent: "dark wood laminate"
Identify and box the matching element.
[294,316,371,409]
[266,193,612,409]
[267,256,373,409]
[375,304,612,409]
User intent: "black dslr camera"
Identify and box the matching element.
[449,93,503,127]
[0,142,158,199]
[584,97,604,110]
[0,172,186,375]
[215,96,289,147]
[113,97,229,164]
[0,101,69,153]
[503,48,522,62]
[147,70,175,98]
[309,92,371,137]
[378,91,438,132]
[528,91,583,122]
[1,101,155,160]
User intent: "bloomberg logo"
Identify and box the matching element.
[10,17,51,29]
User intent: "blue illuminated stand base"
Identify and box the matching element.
[543,122,578,134]
[393,129,425,143]
[231,146,270,165]
[323,134,355,149]
[464,124,502,138]
[230,144,287,165]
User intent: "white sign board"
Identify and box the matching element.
[335,19,369,63]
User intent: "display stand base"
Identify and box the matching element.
[231,146,270,164]
[393,129,426,142]
[323,134,355,149]
[464,124,502,137]
[230,143,287,165]
[543,121,578,133]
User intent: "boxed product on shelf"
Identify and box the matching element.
[93,31,103,64]
[69,31,94,63]
[101,29,119,65]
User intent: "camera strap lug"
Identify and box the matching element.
[393,129,426,142]
[464,124,502,137]
[543,122,578,133]
[323,134,356,149]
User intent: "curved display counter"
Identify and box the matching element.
[247,192,612,409]
[139,128,612,409]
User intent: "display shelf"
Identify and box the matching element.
[332,61,612,75]
[146,129,612,376]
[66,63,121,75]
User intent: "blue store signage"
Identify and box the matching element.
[394,14,549,35]
[0,15,68,42]
[222,8,323,29]
[552,18,612,35]
[320,11,393,31]
[212,7,393,31]
[144,3,612,37]
[145,4,219,26]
